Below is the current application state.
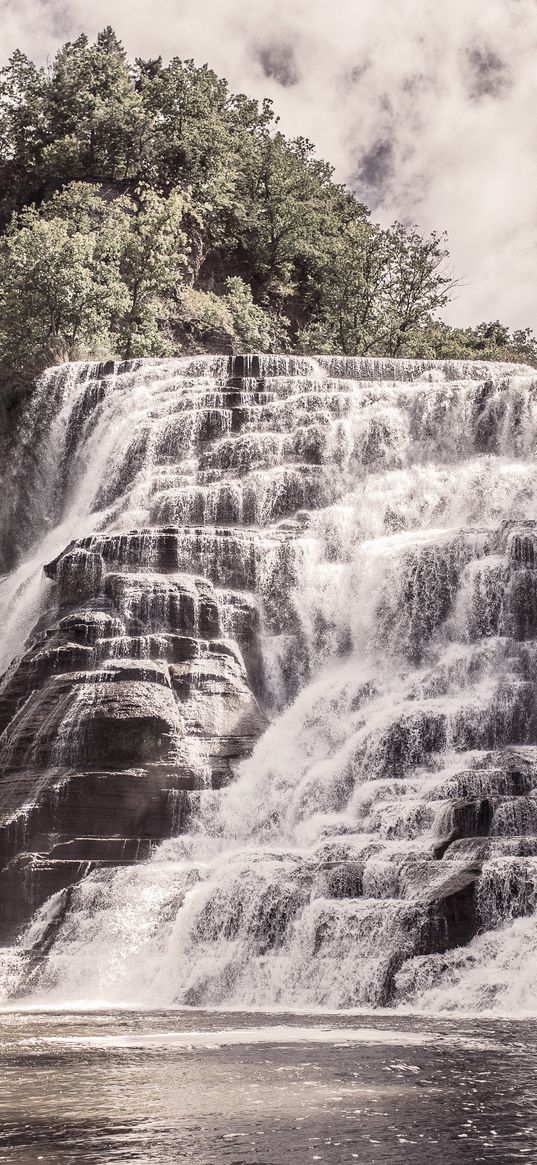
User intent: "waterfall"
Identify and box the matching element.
[2,353,537,1012]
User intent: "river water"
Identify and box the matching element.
[0,1008,535,1163]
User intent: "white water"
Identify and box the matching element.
[2,354,537,1012]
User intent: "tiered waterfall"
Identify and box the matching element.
[1,353,537,1011]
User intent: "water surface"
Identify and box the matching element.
[0,1009,534,1163]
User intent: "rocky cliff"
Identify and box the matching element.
[1,354,537,1010]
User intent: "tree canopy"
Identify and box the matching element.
[0,27,535,387]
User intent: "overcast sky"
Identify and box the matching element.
[2,0,536,331]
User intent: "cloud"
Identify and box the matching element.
[257,42,300,88]
[1,0,536,330]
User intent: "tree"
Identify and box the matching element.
[224,277,287,351]
[135,58,275,269]
[407,319,537,367]
[299,220,454,356]
[382,225,454,356]
[0,184,128,368]
[229,133,355,301]
[42,31,145,182]
[0,50,47,223]
[118,188,186,358]
[175,277,287,352]
[0,26,533,387]
[0,182,187,369]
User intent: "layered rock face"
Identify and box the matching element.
[2,354,537,1011]
[0,359,274,937]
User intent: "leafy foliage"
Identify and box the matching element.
[298,221,455,357]
[0,184,186,369]
[407,320,537,365]
[0,27,534,388]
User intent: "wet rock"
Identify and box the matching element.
[55,610,125,644]
[451,797,494,837]
[69,680,181,769]
[314,861,363,899]
[432,798,493,858]
[372,710,446,778]
[502,570,537,640]
[0,642,95,736]
[49,837,155,861]
[53,549,105,606]
[103,571,220,637]
[0,854,100,942]
[507,527,537,568]
[169,650,267,743]
[432,829,461,860]
[6,353,537,991]
[0,768,193,880]
[472,379,501,453]
[419,865,481,953]
[0,513,266,938]
[0,675,182,773]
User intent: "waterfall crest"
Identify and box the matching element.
[2,353,537,1011]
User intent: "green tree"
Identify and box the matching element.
[0,50,47,223]
[230,133,355,301]
[382,224,454,356]
[299,220,454,356]
[118,188,186,358]
[42,30,145,182]
[407,319,537,366]
[0,184,128,368]
[224,277,287,351]
[0,182,187,369]
[175,277,287,352]
[136,57,276,273]
[0,25,533,387]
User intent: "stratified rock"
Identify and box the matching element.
[54,549,105,606]
[419,865,481,953]
[5,352,537,1006]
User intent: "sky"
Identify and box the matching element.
[1,0,537,332]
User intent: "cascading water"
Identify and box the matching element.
[2,353,537,1012]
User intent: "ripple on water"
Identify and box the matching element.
[0,1009,536,1163]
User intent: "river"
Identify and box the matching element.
[0,1008,535,1163]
